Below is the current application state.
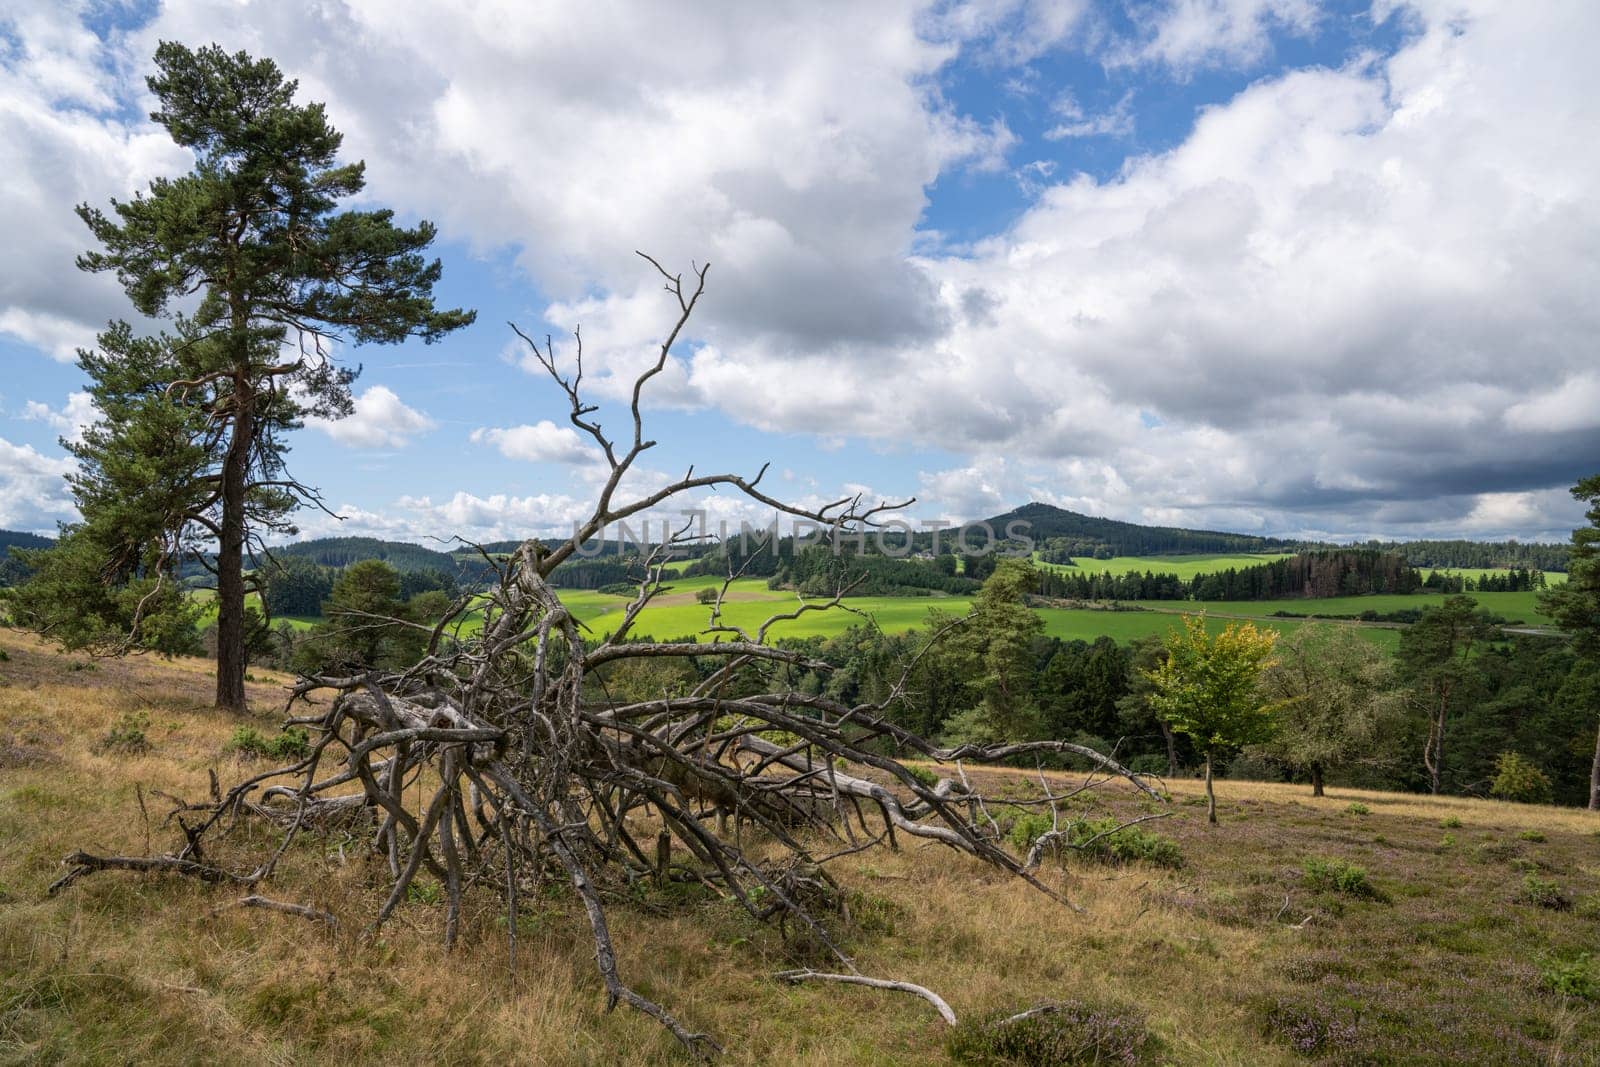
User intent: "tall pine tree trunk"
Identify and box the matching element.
[1311,763,1324,798]
[1204,752,1217,825]
[1589,718,1599,812]
[214,383,251,713]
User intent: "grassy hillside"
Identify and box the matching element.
[2,629,1597,1064]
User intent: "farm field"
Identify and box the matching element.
[531,575,1543,651]
[549,573,1548,648]
[1167,590,1554,627]
[2,627,1596,1065]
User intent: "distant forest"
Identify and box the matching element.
[1035,549,1547,603]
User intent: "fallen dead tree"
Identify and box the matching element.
[50,255,1165,1057]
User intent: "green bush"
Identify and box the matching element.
[1517,874,1570,910]
[1013,816,1183,869]
[1539,955,1598,1000]
[1439,816,1462,829]
[97,711,150,754]
[1303,858,1380,899]
[1489,752,1553,804]
[1517,829,1546,843]
[947,999,1159,1066]
[1344,802,1369,816]
[1008,812,1055,853]
[226,725,311,761]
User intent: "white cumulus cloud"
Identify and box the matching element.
[308,386,436,449]
[470,420,595,465]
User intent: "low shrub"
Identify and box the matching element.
[1516,874,1570,910]
[97,711,150,755]
[1255,994,1360,1056]
[1439,815,1462,829]
[1473,839,1522,863]
[1302,858,1380,899]
[1012,816,1182,869]
[1539,955,1598,1001]
[1516,829,1546,843]
[947,999,1159,1066]
[1344,802,1370,816]
[226,726,311,761]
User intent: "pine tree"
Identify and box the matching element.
[25,42,473,709]
[1539,475,1600,809]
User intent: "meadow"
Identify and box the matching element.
[2,628,1596,1065]
[538,572,1557,652]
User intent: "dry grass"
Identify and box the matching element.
[2,627,1597,1065]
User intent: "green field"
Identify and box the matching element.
[1169,590,1553,627]
[541,573,1410,649]
[190,589,317,631]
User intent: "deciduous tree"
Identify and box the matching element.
[1146,616,1280,823]
[1253,624,1402,796]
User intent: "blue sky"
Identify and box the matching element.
[3,1,1596,545]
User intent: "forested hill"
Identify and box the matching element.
[0,530,54,585]
[981,504,1569,571]
[0,530,53,560]
[987,502,1299,558]
[271,536,460,573]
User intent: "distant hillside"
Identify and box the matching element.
[0,530,54,586]
[986,502,1299,558]
[0,530,53,558]
[272,537,464,574]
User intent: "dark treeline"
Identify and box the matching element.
[1368,538,1570,573]
[1037,549,1547,602]
[257,555,458,618]
[682,537,985,596]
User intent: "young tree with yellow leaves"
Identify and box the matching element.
[1147,616,1282,824]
